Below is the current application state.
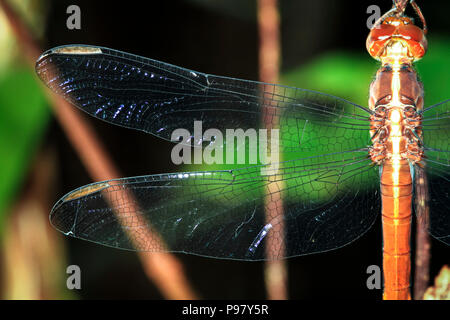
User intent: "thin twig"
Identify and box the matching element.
[257,0,288,300]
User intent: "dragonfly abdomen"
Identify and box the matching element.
[380,159,413,300]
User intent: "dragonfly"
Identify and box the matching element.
[35,0,448,300]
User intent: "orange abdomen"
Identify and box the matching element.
[380,159,412,300]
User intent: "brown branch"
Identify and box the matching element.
[257,0,288,300]
[0,0,197,299]
[258,0,280,84]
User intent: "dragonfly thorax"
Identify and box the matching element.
[368,64,424,113]
[369,105,423,165]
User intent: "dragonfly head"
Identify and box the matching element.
[366,16,427,62]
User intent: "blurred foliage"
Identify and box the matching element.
[282,52,373,107]
[0,67,49,234]
[423,265,450,300]
[415,36,450,105]
[9,0,48,35]
[0,1,47,72]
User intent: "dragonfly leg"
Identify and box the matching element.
[404,109,424,163]
[370,112,389,164]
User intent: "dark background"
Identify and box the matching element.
[38,0,449,299]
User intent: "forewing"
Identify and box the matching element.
[35,45,372,154]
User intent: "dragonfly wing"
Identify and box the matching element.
[420,100,450,245]
[50,150,380,260]
[422,99,450,161]
[35,45,372,154]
